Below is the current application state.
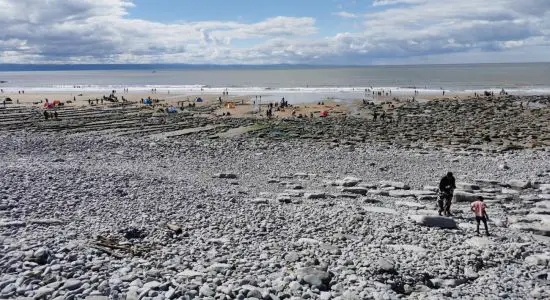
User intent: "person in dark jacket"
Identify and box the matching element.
[438,172,456,216]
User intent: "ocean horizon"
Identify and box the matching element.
[1,63,550,96]
[0,62,550,72]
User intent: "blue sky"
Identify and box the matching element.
[127,0,364,37]
[0,0,549,64]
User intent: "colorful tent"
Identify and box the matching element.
[224,102,236,109]
[320,111,328,117]
[196,97,203,102]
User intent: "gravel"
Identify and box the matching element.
[1,130,550,299]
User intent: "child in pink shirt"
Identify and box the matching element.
[471,196,490,236]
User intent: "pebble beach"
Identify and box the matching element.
[1,93,550,300]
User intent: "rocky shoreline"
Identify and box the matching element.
[1,95,550,300]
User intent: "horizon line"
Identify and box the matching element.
[0,61,549,72]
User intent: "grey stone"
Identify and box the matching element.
[62,279,82,291]
[410,215,457,229]
[363,206,398,215]
[33,287,55,299]
[507,180,531,189]
[213,173,238,179]
[199,285,215,297]
[341,187,368,195]
[341,176,362,187]
[379,181,410,190]
[296,267,332,290]
[453,190,478,203]
[304,192,326,199]
[376,258,395,273]
[143,281,162,290]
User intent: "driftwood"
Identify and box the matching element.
[91,235,149,257]
[90,244,124,259]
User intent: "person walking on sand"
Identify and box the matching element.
[438,172,456,216]
[471,196,490,236]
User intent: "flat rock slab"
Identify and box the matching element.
[250,198,269,204]
[341,187,368,195]
[507,180,532,189]
[213,173,238,179]
[525,254,550,266]
[536,201,550,209]
[539,184,550,192]
[368,190,390,196]
[149,125,219,139]
[283,190,305,197]
[510,223,550,236]
[177,270,206,278]
[456,182,481,191]
[389,190,435,198]
[296,238,321,245]
[396,201,426,209]
[341,176,362,187]
[387,244,428,253]
[465,237,495,248]
[213,125,266,138]
[453,190,478,203]
[363,206,398,215]
[410,215,457,229]
[0,220,26,227]
[304,192,326,199]
[28,219,64,225]
[379,180,410,190]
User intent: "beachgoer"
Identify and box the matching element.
[373,111,378,121]
[44,110,49,120]
[471,196,490,236]
[54,111,58,119]
[438,172,456,216]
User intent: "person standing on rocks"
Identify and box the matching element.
[471,196,490,236]
[438,172,456,216]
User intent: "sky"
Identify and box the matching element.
[0,0,549,65]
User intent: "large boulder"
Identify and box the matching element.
[453,190,478,203]
[410,215,457,229]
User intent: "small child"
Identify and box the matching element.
[471,196,490,236]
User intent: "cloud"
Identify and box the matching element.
[333,11,358,18]
[0,0,549,64]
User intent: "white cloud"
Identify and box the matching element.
[333,11,358,18]
[0,0,549,64]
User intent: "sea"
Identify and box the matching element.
[1,63,549,103]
